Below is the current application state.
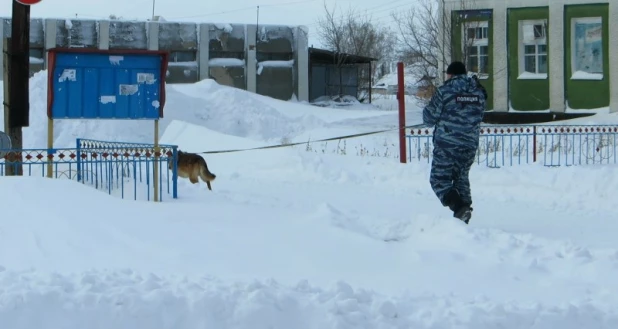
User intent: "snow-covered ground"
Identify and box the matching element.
[1,72,618,328]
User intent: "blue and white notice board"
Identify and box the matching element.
[47,48,170,120]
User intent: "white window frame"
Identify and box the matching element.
[517,19,548,80]
[570,16,604,81]
[461,21,489,80]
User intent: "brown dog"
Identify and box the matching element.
[168,150,216,190]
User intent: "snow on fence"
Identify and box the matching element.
[0,139,179,201]
[406,124,618,167]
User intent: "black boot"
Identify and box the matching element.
[442,189,463,212]
[454,205,473,224]
[442,190,473,224]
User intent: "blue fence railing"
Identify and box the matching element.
[406,124,618,167]
[0,138,179,201]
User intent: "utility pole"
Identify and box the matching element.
[3,0,31,176]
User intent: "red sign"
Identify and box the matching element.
[15,0,42,5]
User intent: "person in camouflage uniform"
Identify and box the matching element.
[422,61,487,224]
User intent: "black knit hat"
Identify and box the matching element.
[446,61,467,75]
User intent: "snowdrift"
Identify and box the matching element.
[2,172,618,328]
[0,71,389,149]
[160,119,269,152]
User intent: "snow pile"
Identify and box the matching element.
[312,95,361,104]
[1,268,617,329]
[160,119,269,152]
[571,71,603,80]
[167,79,327,142]
[173,79,387,124]
[2,161,618,328]
[0,71,389,149]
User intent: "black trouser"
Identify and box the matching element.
[429,146,476,209]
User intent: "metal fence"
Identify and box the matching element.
[406,124,618,167]
[0,138,179,201]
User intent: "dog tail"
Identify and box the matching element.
[201,162,216,181]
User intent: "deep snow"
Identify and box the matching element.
[0,71,418,151]
[1,72,618,328]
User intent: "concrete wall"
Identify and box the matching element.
[0,18,309,102]
[441,0,616,113]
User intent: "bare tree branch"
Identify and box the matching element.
[391,0,487,106]
[316,0,397,101]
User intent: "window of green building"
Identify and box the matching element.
[518,19,548,79]
[570,16,604,81]
[462,21,489,78]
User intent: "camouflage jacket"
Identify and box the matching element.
[422,74,487,150]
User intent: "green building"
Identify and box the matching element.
[439,0,617,113]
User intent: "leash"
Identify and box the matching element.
[193,124,428,154]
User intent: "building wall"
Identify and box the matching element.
[309,64,360,102]
[256,24,296,101]
[507,6,550,111]
[0,18,309,102]
[208,23,247,90]
[440,0,616,113]
[158,22,199,84]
